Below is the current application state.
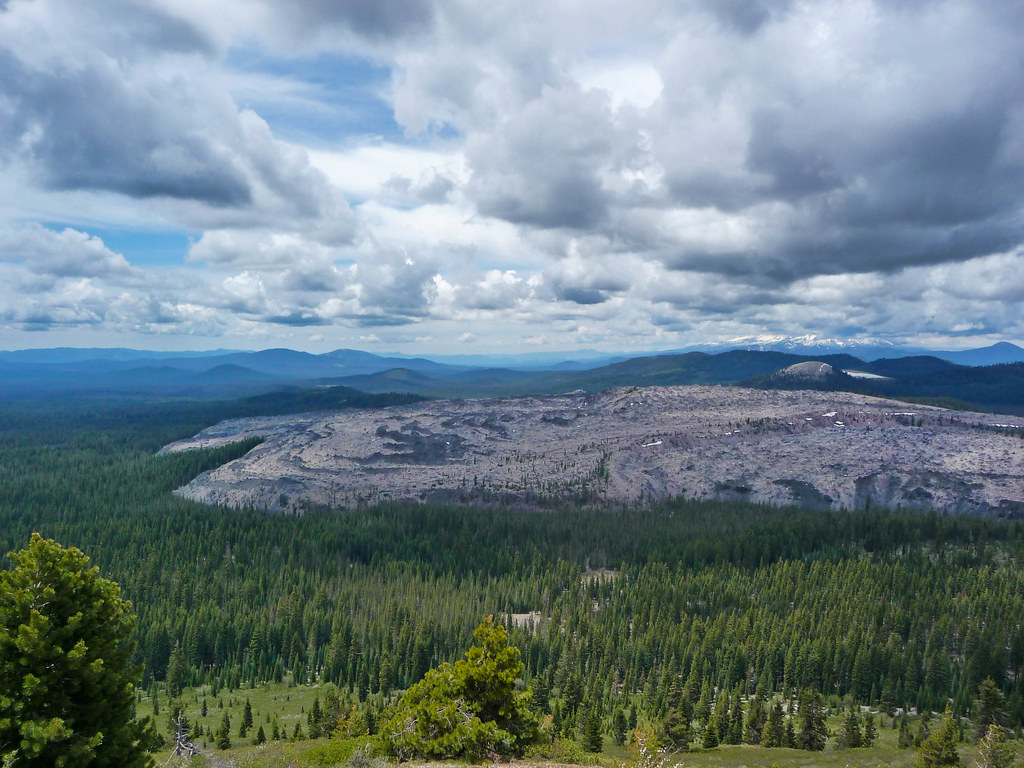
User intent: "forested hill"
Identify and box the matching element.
[1,394,1023,740]
[4,345,1024,413]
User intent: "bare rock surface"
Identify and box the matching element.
[159,386,1024,516]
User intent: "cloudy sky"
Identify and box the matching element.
[1,0,1023,355]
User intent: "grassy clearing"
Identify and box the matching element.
[147,682,1022,768]
[144,676,332,753]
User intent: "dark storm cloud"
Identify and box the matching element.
[265,312,329,327]
[80,0,216,57]
[554,286,607,305]
[1,56,252,204]
[466,86,621,230]
[284,0,436,41]
[698,0,792,35]
[745,112,843,200]
[647,2,1024,283]
[0,0,358,236]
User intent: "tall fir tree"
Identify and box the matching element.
[760,700,786,748]
[0,534,154,768]
[973,678,1008,740]
[612,709,628,747]
[583,704,603,753]
[796,687,828,751]
[744,696,766,745]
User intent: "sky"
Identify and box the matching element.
[1,0,1023,355]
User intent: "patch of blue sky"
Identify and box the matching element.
[227,49,407,145]
[47,223,197,268]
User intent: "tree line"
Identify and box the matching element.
[1,395,1023,750]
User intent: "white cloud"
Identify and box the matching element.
[1,0,1023,352]
[0,225,136,278]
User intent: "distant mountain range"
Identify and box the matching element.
[670,337,1024,366]
[1,341,1023,413]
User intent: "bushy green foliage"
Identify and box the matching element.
[0,534,153,767]
[382,616,539,760]
[976,724,1015,768]
[300,735,375,767]
[917,707,962,768]
[526,736,589,764]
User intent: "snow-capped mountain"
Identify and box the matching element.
[678,334,915,360]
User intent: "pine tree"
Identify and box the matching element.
[0,534,154,768]
[796,687,828,751]
[917,708,962,768]
[837,706,862,749]
[899,715,914,749]
[254,725,267,745]
[973,678,1008,740]
[760,700,785,748]
[744,696,766,744]
[863,712,878,747]
[531,675,551,714]
[382,616,540,760]
[975,724,1015,768]
[918,712,934,748]
[711,689,730,742]
[308,695,323,738]
[726,690,744,745]
[583,705,603,753]
[881,676,900,714]
[694,678,713,726]
[240,696,253,737]
[166,643,187,699]
[657,693,692,751]
[784,711,796,748]
[215,713,231,750]
[612,709,628,747]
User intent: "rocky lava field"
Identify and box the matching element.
[160,385,1024,516]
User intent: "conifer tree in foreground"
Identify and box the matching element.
[975,724,1015,768]
[383,615,539,760]
[917,707,962,768]
[0,533,154,768]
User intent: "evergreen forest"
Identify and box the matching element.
[2,392,1024,763]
